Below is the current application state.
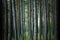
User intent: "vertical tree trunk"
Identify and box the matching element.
[12,0,18,40]
[10,0,13,40]
[33,0,38,40]
[5,0,8,40]
[20,0,23,40]
[20,0,25,40]
[18,0,21,38]
[16,0,22,39]
[45,0,50,40]
[28,0,31,40]
[40,0,43,40]
[52,0,57,40]
[45,0,49,40]
[0,0,4,40]
[28,0,34,40]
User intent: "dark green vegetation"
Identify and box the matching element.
[2,0,57,40]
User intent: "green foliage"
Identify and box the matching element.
[26,32,30,40]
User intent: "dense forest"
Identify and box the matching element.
[2,0,57,40]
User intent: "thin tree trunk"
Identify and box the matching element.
[28,0,34,40]
[10,0,13,40]
[20,0,23,40]
[20,0,25,40]
[18,0,21,38]
[48,0,51,40]
[45,0,49,40]
[1,0,4,40]
[12,0,18,40]
[28,0,31,40]
[3,0,6,40]
[16,0,19,39]
[22,0,26,40]
[33,0,38,40]
[52,0,57,40]
[5,0,8,40]
[40,0,43,40]
[30,0,34,40]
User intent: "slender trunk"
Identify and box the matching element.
[1,0,4,40]
[20,0,25,40]
[28,0,31,40]
[5,0,8,40]
[16,0,19,39]
[10,0,13,40]
[40,0,43,40]
[45,0,49,40]
[33,0,38,40]
[12,0,18,40]
[18,0,21,38]
[52,0,57,40]
[28,0,34,40]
